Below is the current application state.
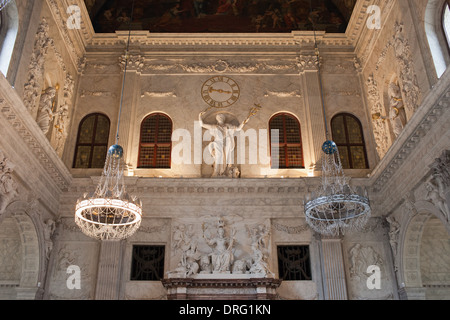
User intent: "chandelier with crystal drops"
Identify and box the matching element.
[75,145,142,241]
[304,141,371,236]
[303,1,371,236]
[0,0,12,11]
[75,1,142,241]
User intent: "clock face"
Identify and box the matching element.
[201,76,240,108]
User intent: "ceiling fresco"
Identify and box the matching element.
[84,0,357,34]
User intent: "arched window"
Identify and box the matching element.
[331,113,368,169]
[269,113,304,169]
[0,1,18,76]
[425,0,450,78]
[73,113,110,168]
[443,2,450,47]
[138,113,172,169]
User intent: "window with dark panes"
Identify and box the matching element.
[130,245,165,281]
[277,245,312,281]
[73,113,110,168]
[443,3,450,49]
[138,113,172,169]
[269,113,304,169]
[331,113,368,169]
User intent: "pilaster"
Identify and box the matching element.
[299,54,327,170]
[320,236,348,300]
[94,240,124,300]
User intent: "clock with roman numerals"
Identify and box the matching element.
[201,76,240,108]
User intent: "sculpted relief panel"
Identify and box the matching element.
[48,242,99,300]
[346,243,394,300]
[168,216,273,278]
[22,18,75,158]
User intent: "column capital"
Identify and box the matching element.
[119,53,144,73]
[297,54,320,73]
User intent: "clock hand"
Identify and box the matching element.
[209,87,232,94]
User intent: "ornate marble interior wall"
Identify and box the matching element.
[0,0,449,300]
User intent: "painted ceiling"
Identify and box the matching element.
[85,0,357,34]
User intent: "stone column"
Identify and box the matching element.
[320,237,348,300]
[299,54,327,171]
[94,240,124,300]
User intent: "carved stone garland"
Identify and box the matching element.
[366,74,390,159]
[22,18,75,156]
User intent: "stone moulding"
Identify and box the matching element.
[162,277,282,300]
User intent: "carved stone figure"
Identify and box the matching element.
[53,104,69,153]
[247,223,270,253]
[372,81,407,139]
[199,255,212,274]
[430,150,450,198]
[170,224,201,276]
[199,112,247,178]
[386,216,400,270]
[183,242,201,277]
[367,74,390,159]
[392,22,420,114]
[172,224,195,255]
[425,180,450,222]
[53,73,74,155]
[0,151,18,213]
[43,219,56,260]
[403,193,417,216]
[23,19,54,114]
[203,220,236,273]
[349,243,383,280]
[232,259,249,274]
[246,223,273,276]
[36,87,57,135]
[386,82,407,138]
[248,247,273,277]
[199,105,261,178]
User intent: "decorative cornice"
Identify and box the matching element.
[68,180,308,195]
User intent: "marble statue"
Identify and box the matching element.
[373,82,407,138]
[198,105,260,178]
[387,82,407,138]
[386,216,400,270]
[0,151,18,213]
[248,247,273,276]
[43,219,56,260]
[36,87,57,135]
[246,223,273,277]
[425,180,450,222]
[430,151,450,197]
[203,220,236,273]
[199,112,246,177]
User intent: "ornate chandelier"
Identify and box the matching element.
[0,0,12,11]
[304,141,371,236]
[303,1,371,236]
[75,1,142,241]
[75,145,142,240]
